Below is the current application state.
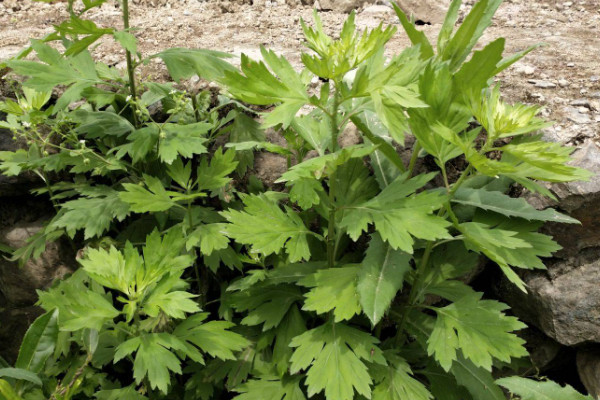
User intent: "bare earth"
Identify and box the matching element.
[1,0,599,145]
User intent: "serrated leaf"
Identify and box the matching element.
[197,148,238,192]
[496,377,593,400]
[186,224,229,255]
[453,187,578,224]
[273,306,306,377]
[159,122,210,164]
[221,47,309,128]
[221,193,314,262]
[51,185,130,239]
[451,355,505,400]
[299,266,361,322]
[155,48,236,81]
[358,233,412,326]
[290,322,385,400]
[173,314,250,361]
[71,109,135,138]
[428,292,527,371]
[340,173,450,253]
[371,354,432,400]
[233,375,306,400]
[114,333,185,394]
[120,175,175,213]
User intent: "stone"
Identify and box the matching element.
[0,306,44,363]
[566,107,592,124]
[528,79,557,89]
[577,348,600,399]
[317,0,372,12]
[558,79,570,87]
[517,65,536,76]
[361,4,392,14]
[499,250,600,346]
[0,220,75,306]
[570,99,592,109]
[394,0,449,24]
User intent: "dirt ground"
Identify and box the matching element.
[1,0,599,145]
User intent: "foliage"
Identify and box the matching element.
[0,0,593,399]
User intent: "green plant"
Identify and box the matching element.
[0,0,595,399]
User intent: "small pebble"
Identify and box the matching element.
[570,99,591,108]
[558,79,570,87]
[528,79,557,89]
[590,76,600,82]
[567,62,575,67]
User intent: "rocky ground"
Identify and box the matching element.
[1,0,600,396]
[1,0,599,144]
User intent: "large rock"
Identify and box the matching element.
[499,249,600,346]
[394,0,450,24]
[316,0,372,13]
[0,220,75,306]
[577,347,600,399]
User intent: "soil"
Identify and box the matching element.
[0,0,599,146]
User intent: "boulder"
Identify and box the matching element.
[499,249,600,346]
[394,0,450,24]
[577,347,600,399]
[316,0,372,13]
[0,220,75,306]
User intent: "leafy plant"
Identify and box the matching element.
[0,0,594,399]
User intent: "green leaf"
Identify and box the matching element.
[291,115,330,156]
[392,4,434,60]
[497,377,594,400]
[441,0,503,71]
[113,30,137,54]
[371,353,432,400]
[71,109,135,138]
[299,266,361,322]
[273,306,306,376]
[452,187,578,223]
[232,284,303,331]
[221,47,309,128]
[290,322,385,400]
[0,368,42,386]
[233,375,306,400]
[173,314,250,361]
[221,193,314,262]
[186,224,229,255]
[196,148,238,192]
[114,333,185,394]
[15,309,58,373]
[143,275,200,319]
[155,48,236,81]
[357,233,412,326]
[451,356,505,400]
[339,173,450,253]
[228,112,266,175]
[0,379,23,400]
[454,38,505,94]
[95,385,148,400]
[160,122,210,164]
[120,175,176,213]
[428,292,527,371]
[289,178,323,210]
[51,185,130,239]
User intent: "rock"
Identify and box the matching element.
[500,250,600,346]
[570,99,592,109]
[0,306,44,363]
[338,122,362,148]
[394,0,449,24]
[558,79,570,87]
[253,153,287,187]
[528,79,557,89]
[590,76,600,83]
[0,220,75,306]
[565,107,593,124]
[317,0,372,12]
[577,348,600,399]
[516,65,536,76]
[361,4,392,14]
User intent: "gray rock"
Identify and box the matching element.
[0,220,75,306]
[361,4,392,14]
[394,0,449,24]
[565,106,593,124]
[500,250,600,346]
[570,99,592,109]
[317,0,372,12]
[577,347,600,399]
[528,79,557,89]
[0,306,44,363]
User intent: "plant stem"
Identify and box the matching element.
[407,141,421,177]
[121,0,139,127]
[326,85,340,269]
[186,196,204,304]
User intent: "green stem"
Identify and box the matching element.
[191,93,201,123]
[326,84,340,269]
[121,0,139,127]
[407,141,421,177]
